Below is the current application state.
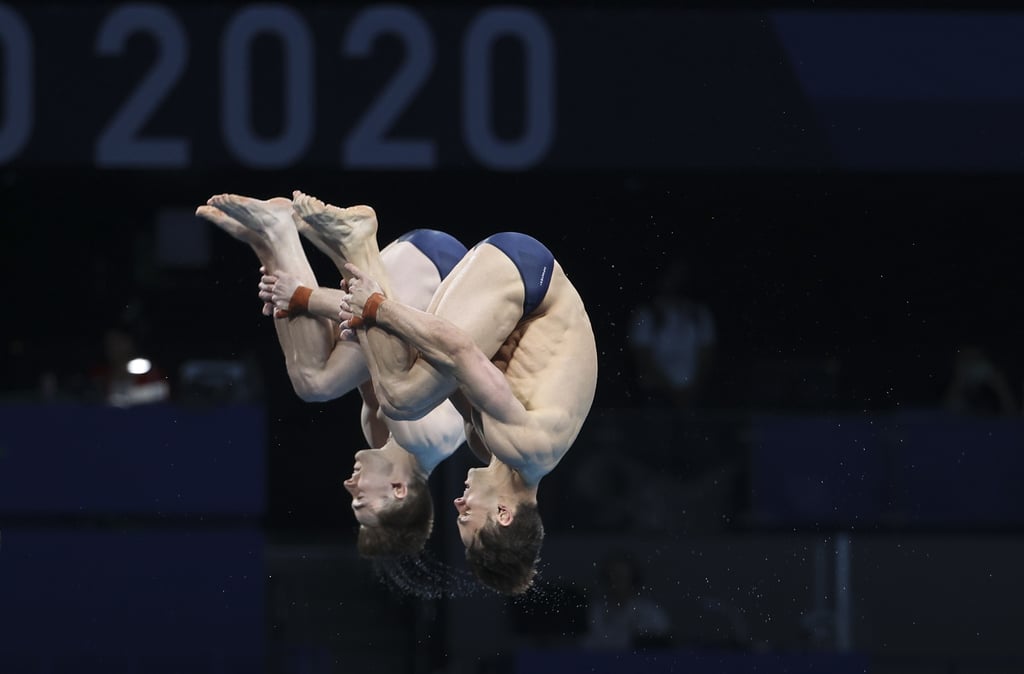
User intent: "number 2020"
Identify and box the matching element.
[0,3,556,170]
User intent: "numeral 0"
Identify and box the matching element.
[0,4,33,164]
[464,8,555,170]
[221,6,314,168]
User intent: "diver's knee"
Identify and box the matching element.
[290,371,333,403]
[374,381,430,421]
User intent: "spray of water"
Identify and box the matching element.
[371,550,484,600]
[370,552,593,637]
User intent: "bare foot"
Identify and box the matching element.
[291,190,378,254]
[292,210,342,263]
[206,194,294,241]
[196,204,257,244]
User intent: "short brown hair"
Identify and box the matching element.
[465,502,544,595]
[356,475,434,558]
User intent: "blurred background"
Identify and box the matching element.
[2,0,1024,672]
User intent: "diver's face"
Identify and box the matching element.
[344,449,395,526]
[453,467,497,547]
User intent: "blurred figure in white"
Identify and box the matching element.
[629,260,716,408]
[944,345,1017,417]
[582,549,672,650]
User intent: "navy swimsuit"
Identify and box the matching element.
[397,229,468,280]
[480,232,554,315]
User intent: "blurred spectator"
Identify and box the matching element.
[87,303,170,407]
[581,549,672,650]
[943,346,1017,417]
[628,260,716,407]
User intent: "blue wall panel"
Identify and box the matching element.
[0,403,265,516]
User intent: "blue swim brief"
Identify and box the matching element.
[397,229,468,280]
[480,232,554,315]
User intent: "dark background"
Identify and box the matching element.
[2,1,1023,673]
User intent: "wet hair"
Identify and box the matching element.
[465,502,544,595]
[356,474,434,559]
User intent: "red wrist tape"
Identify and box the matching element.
[348,292,385,329]
[362,292,385,326]
[288,285,313,314]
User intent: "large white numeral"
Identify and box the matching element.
[343,5,436,169]
[221,5,313,168]
[0,5,32,164]
[94,4,189,168]
[463,8,555,170]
